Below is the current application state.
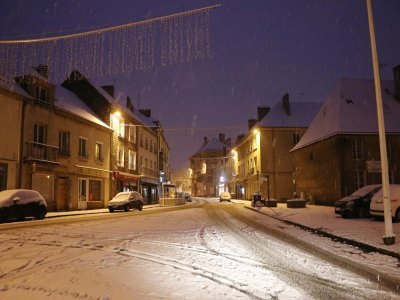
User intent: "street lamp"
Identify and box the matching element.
[366,0,395,245]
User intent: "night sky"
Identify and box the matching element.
[1,0,400,171]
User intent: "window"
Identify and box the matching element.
[128,124,136,143]
[310,152,316,161]
[110,113,124,138]
[79,178,87,201]
[354,170,366,190]
[145,137,148,150]
[0,163,8,191]
[201,162,206,174]
[117,145,124,167]
[34,123,47,144]
[128,150,136,170]
[154,161,157,171]
[95,142,103,161]
[139,156,143,172]
[139,133,143,147]
[89,180,101,201]
[293,133,301,145]
[352,139,364,160]
[35,86,48,103]
[59,131,70,155]
[150,140,153,153]
[79,137,88,158]
[154,142,157,154]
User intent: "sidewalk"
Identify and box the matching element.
[232,200,400,257]
[46,204,161,218]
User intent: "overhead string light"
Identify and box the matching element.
[0,4,221,82]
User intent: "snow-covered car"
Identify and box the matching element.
[184,192,192,202]
[370,184,400,222]
[0,189,47,223]
[108,191,143,212]
[334,184,381,218]
[219,191,231,202]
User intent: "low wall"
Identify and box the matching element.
[159,197,185,206]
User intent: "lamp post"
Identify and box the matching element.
[366,0,395,245]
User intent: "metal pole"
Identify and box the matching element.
[366,0,395,245]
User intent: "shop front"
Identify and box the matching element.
[140,177,159,204]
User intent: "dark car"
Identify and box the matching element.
[108,191,143,212]
[184,192,192,202]
[0,189,47,223]
[335,184,381,218]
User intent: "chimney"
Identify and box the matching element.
[139,109,151,117]
[203,136,208,146]
[282,93,290,116]
[394,65,400,100]
[101,85,115,97]
[34,64,49,79]
[248,118,257,131]
[219,133,225,144]
[257,106,270,121]
[126,96,134,112]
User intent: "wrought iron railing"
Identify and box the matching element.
[26,141,59,164]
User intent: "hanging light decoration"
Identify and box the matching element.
[0,4,221,82]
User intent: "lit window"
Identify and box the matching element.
[128,124,136,143]
[201,162,207,174]
[128,150,136,170]
[95,142,103,161]
[117,145,124,167]
[79,137,88,158]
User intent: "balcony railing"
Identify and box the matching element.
[26,141,59,164]
[140,165,159,179]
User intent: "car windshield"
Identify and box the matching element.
[351,185,381,197]
[112,193,130,201]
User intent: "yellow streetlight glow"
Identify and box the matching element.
[114,111,121,118]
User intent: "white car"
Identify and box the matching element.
[370,184,400,222]
[108,191,144,213]
[219,191,231,202]
[0,189,47,223]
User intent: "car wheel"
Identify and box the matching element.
[124,204,130,212]
[36,206,46,220]
[138,203,143,211]
[109,208,114,213]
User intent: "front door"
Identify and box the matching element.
[56,178,67,211]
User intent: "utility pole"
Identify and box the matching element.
[366,0,395,245]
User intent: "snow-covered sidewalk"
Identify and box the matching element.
[234,200,400,256]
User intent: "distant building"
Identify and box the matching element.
[291,71,400,205]
[235,99,320,201]
[190,134,229,197]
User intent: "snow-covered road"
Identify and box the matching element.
[0,199,399,299]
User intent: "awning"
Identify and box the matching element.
[140,177,159,185]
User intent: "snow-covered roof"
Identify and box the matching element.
[0,77,31,99]
[258,101,322,128]
[55,86,110,129]
[197,138,226,153]
[291,78,400,151]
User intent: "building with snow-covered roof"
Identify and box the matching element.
[62,70,169,204]
[0,75,32,191]
[291,69,400,206]
[190,134,230,197]
[234,98,321,201]
[9,65,113,211]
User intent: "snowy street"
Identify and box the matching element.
[0,198,399,299]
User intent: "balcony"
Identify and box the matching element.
[25,141,59,164]
[140,165,159,179]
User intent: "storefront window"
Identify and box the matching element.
[79,178,87,201]
[89,180,101,201]
[0,163,8,191]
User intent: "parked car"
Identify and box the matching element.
[219,191,231,202]
[370,184,400,222]
[184,192,192,202]
[0,189,47,223]
[108,191,143,212]
[334,184,381,218]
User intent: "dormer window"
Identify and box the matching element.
[35,86,48,103]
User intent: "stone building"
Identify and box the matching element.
[291,76,400,205]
